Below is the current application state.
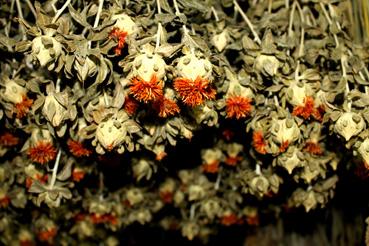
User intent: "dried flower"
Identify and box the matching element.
[28,141,57,164]
[174,76,216,107]
[304,141,323,155]
[72,168,85,182]
[67,139,92,157]
[15,96,33,118]
[252,131,267,154]
[37,227,57,242]
[123,96,139,116]
[153,96,180,118]
[220,212,238,226]
[109,28,128,55]
[225,95,252,119]
[0,132,19,146]
[202,161,219,173]
[292,96,323,121]
[129,75,163,103]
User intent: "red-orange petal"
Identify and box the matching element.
[174,76,216,107]
[15,96,33,119]
[67,139,92,157]
[109,27,128,56]
[129,75,163,103]
[28,141,57,164]
[225,96,252,119]
[252,131,267,154]
[123,96,139,116]
[304,141,323,155]
[153,97,180,118]
[0,132,19,147]
[221,213,238,226]
[202,161,219,173]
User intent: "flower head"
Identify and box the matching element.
[72,168,85,182]
[220,213,238,226]
[0,132,19,147]
[304,141,323,155]
[292,96,323,121]
[15,96,33,118]
[67,139,92,157]
[109,27,128,55]
[37,227,57,242]
[225,95,252,119]
[202,161,219,173]
[252,131,267,154]
[129,74,163,103]
[123,96,139,116]
[153,96,180,118]
[28,141,57,164]
[174,76,216,107]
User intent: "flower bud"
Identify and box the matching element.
[334,112,365,141]
[176,54,212,81]
[2,79,27,104]
[31,35,62,67]
[42,94,67,127]
[111,14,138,36]
[96,119,127,150]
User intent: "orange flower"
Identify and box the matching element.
[304,141,323,155]
[109,27,128,55]
[202,161,219,173]
[37,227,57,242]
[246,215,260,226]
[0,132,19,146]
[123,96,139,116]
[293,96,324,121]
[67,139,92,157]
[252,131,267,154]
[225,95,252,119]
[153,96,180,118]
[90,213,117,225]
[279,140,289,153]
[174,76,216,107]
[0,195,10,208]
[159,191,173,204]
[220,213,238,226]
[129,74,163,103]
[156,151,167,161]
[72,169,85,182]
[28,141,57,164]
[225,156,242,166]
[26,174,48,189]
[15,96,33,118]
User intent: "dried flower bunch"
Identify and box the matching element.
[0,0,368,244]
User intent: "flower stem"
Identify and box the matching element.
[233,0,261,45]
[15,0,26,40]
[49,149,61,190]
[93,0,104,28]
[25,0,37,18]
[52,0,71,23]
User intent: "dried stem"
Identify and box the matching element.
[155,0,162,51]
[295,2,305,57]
[288,1,297,37]
[15,0,26,40]
[52,0,71,23]
[233,0,261,45]
[173,0,180,15]
[211,6,219,22]
[215,169,222,190]
[49,149,62,190]
[93,0,104,28]
[25,0,37,18]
